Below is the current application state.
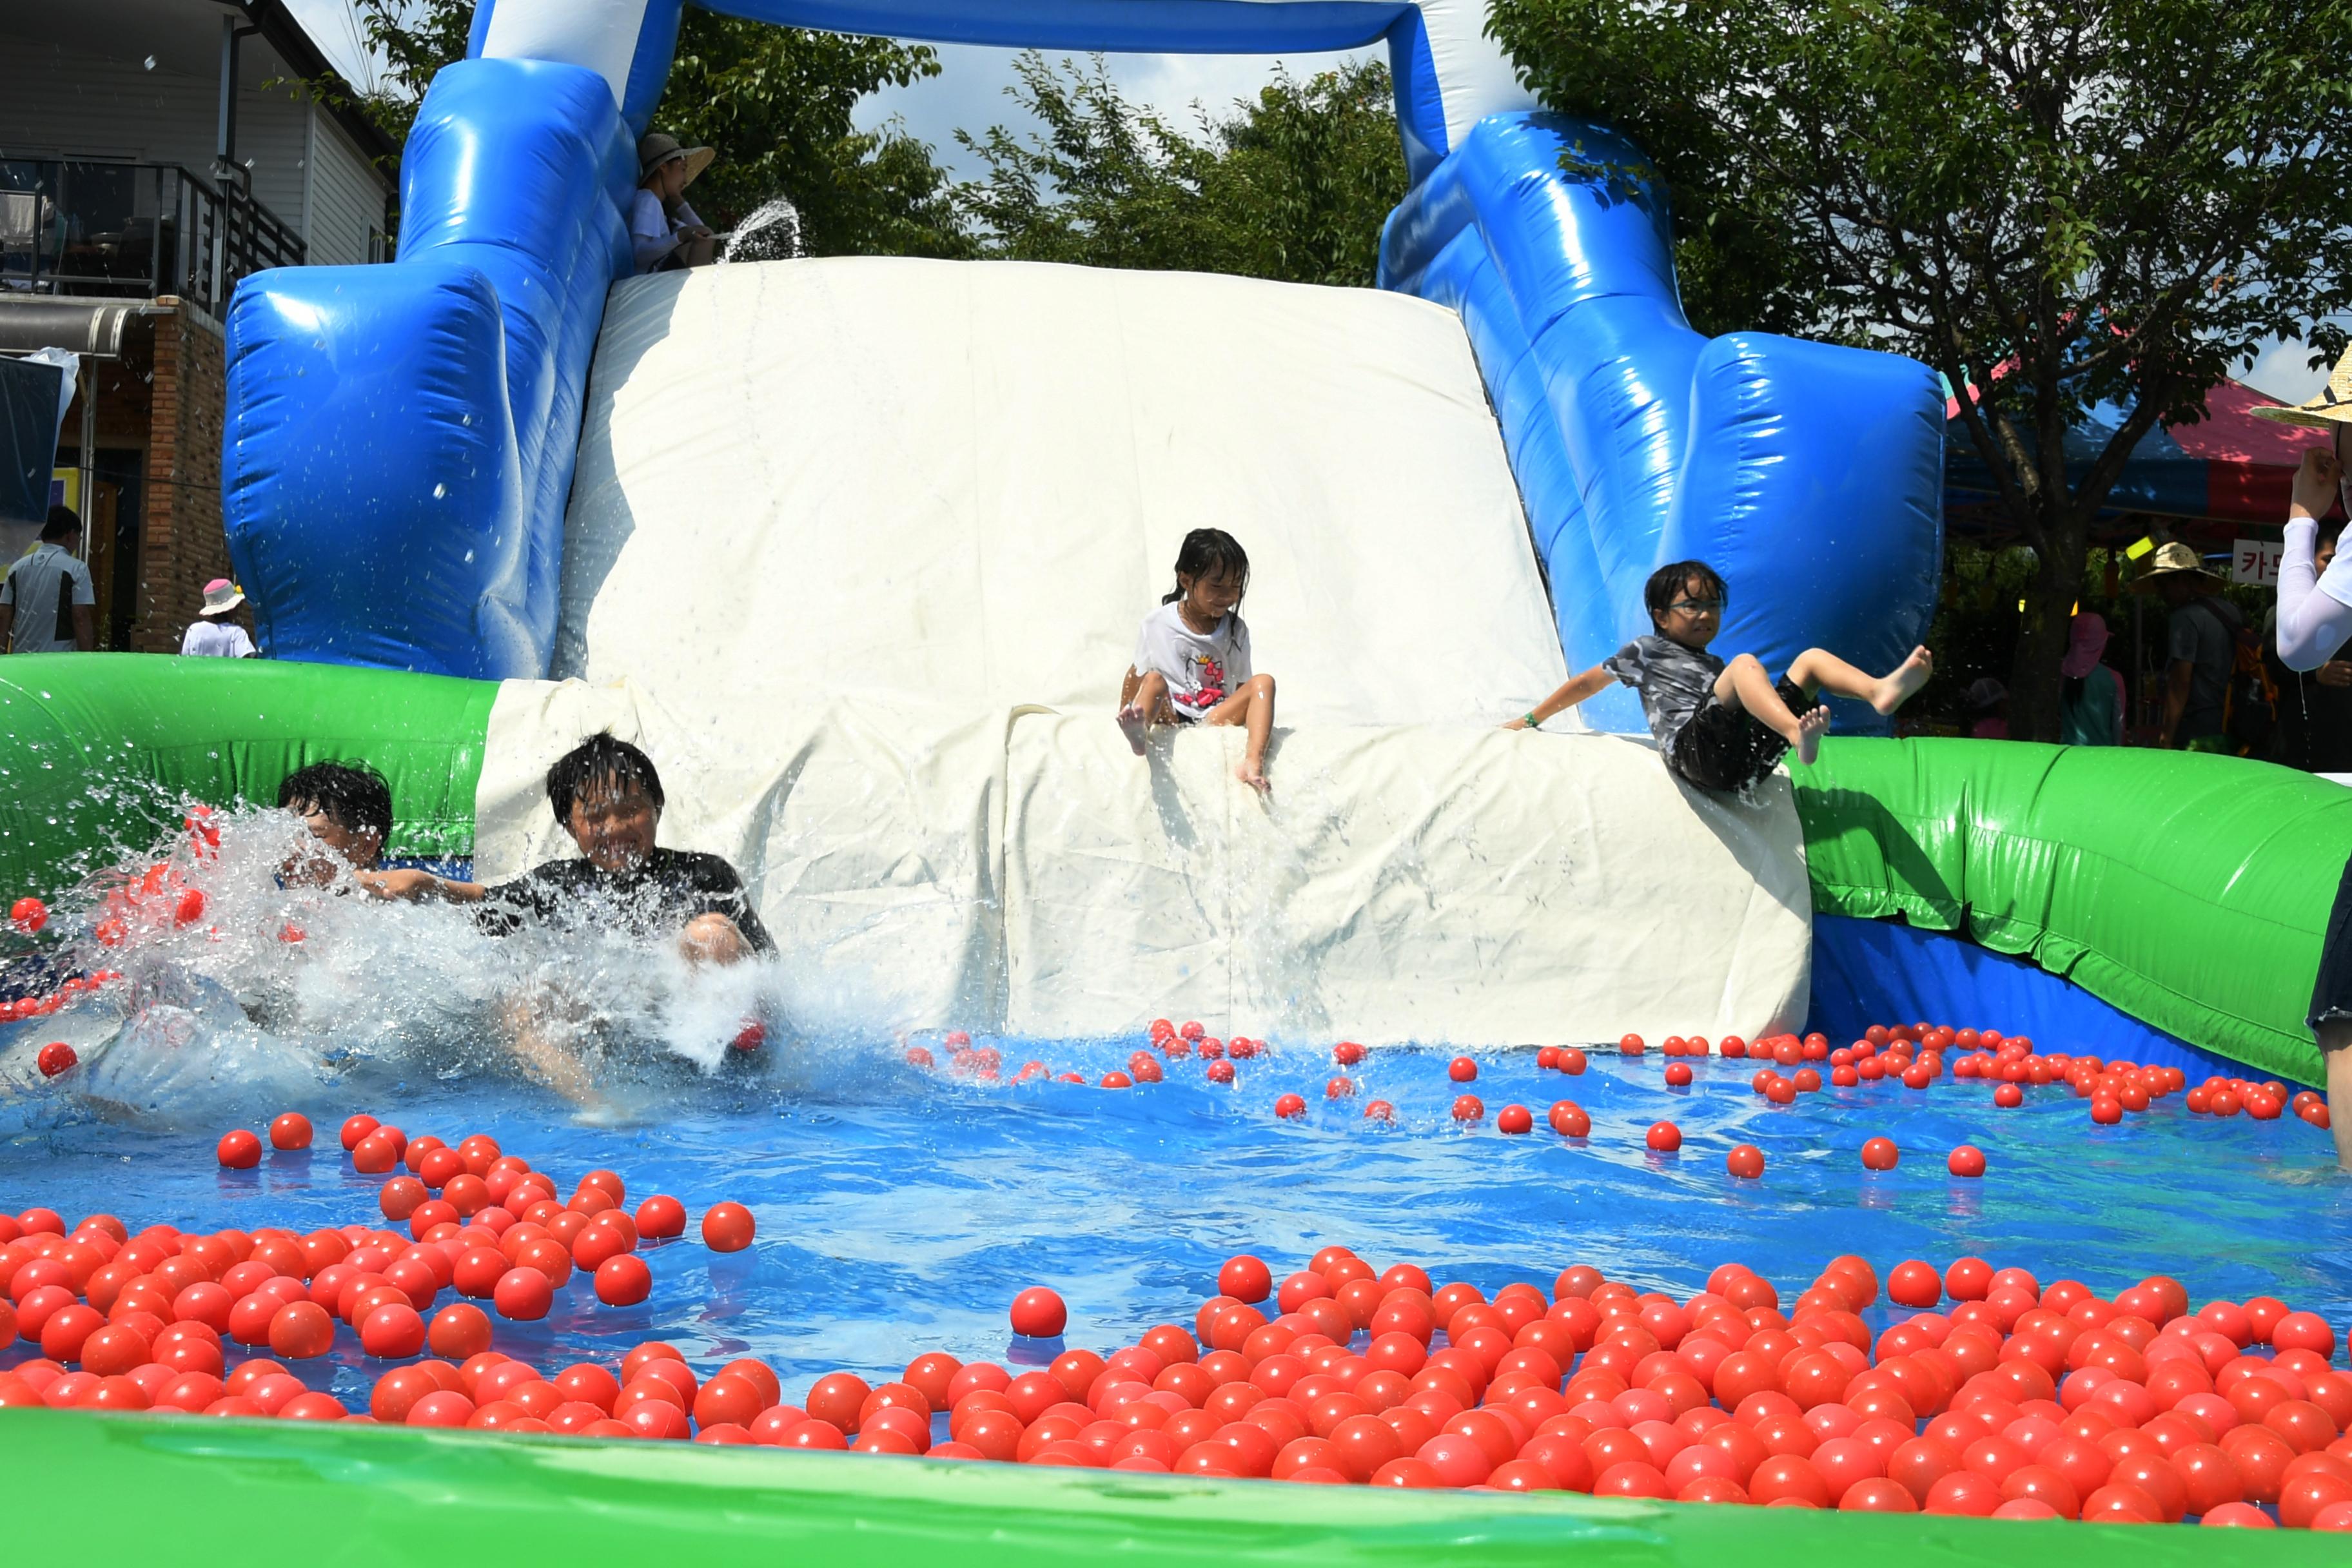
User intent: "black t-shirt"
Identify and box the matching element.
[478,848,773,952]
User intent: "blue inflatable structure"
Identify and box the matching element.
[220,0,1943,724]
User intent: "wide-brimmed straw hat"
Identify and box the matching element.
[2130,541,2220,591]
[636,132,714,188]
[2251,343,2352,430]
[198,578,244,616]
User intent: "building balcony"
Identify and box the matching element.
[1,155,305,319]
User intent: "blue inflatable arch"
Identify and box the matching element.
[222,0,1942,730]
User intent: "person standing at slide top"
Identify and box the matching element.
[2253,343,2352,1169]
[631,132,720,274]
[1504,560,1930,793]
[362,732,770,964]
[1119,528,1279,794]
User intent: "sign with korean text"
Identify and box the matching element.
[2233,538,2282,587]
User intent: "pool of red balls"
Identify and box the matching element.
[3,1013,2348,1533]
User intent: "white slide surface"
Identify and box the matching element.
[476,257,1812,1044]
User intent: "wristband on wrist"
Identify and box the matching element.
[1524,712,1540,729]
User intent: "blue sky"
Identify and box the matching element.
[281,1,2338,407]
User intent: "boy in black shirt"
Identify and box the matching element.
[1504,561,1932,792]
[366,732,770,960]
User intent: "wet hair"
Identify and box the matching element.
[41,505,79,543]
[1162,528,1251,607]
[277,761,393,846]
[1644,560,1729,627]
[546,732,665,826]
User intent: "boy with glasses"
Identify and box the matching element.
[1505,560,1932,793]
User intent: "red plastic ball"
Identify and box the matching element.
[491,1266,552,1321]
[1451,1095,1484,1123]
[10,896,48,934]
[1274,1093,1307,1119]
[1645,1121,1681,1152]
[359,1302,426,1358]
[1664,1062,1693,1087]
[427,1304,491,1360]
[1618,1034,1645,1055]
[1496,1104,1533,1135]
[1947,1144,1986,1179]
[36,1041,75,1078]
[1011,1286,1068,1338]
[594,1254,652,1306]
[1219,1256,1271,1303]
[700,1201,755,1253]
[1859,1136,1899,1171]
[1548,1101,1590,1137]
[216,1130,262,1170]
[1726,1144,1765,1179]
[1447,1056,1478,1083]
[268,1113,313,1151]
[633,1195,686,1239]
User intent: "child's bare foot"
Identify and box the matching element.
[1793,705,1830,766]
[1236,758,1271,796]
[1872,647,1933,715]
[1117,704,1150,756]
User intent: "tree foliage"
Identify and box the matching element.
[958,54,1406,288]
[350,1,966,257]
[1488,0,2352,740]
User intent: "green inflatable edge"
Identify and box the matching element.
[2,1410,2340,1565]
[1790,738,2351,1086]
[0,654,496,902]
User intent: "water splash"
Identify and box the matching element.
[721,197,805,265]
[0,805,906,1128]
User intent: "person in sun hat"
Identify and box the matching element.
[2249,341,2352,1169]
[2058,611,2126,747]
[2132,540,2244,752]
[179,578,256,658]
[631,131,720,275]
[2264,342,2352,674]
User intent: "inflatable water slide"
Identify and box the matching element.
[0,0,2342,1084]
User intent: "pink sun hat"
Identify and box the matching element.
[198,578,245,616]
[2061,611,2110,679]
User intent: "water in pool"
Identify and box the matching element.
[3,805,2348,1418]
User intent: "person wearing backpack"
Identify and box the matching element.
[2137,542,2261,752]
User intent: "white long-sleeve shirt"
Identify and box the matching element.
[2275,517,2352,671]
[629,189,705,275]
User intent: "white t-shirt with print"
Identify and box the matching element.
[181,619,256,657]
[1132,600,1251,720]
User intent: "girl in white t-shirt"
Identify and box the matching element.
[1119,529,1278,793]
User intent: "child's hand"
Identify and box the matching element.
[1502,716,1529,730]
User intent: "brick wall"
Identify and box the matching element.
[132,302,245,654]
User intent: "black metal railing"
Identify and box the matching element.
[0,157,305,317]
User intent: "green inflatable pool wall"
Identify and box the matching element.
[6,667,2350,1559]
[3,1410,2340,1565]
[0,654,497,901]
[1792,739,2351,1086]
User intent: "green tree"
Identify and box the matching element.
[350,1,967,257]
[959,54,1406,287]
[1488,0,2352,741]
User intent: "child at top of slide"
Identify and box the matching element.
[1119,527,1279,794]
[1504,560,1932,793]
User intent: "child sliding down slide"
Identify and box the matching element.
[1119,529,1278,794]
[1508,560,1932,793]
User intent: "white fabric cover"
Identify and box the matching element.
[483,256,1813,1044]
[556,258,1568,722]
